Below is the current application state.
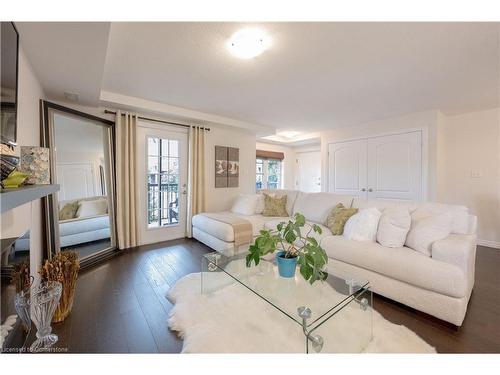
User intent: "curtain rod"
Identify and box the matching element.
[104,109,210,131]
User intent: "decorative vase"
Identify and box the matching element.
[276,251,298,278]
[39,251,80,323]
[19,146,50,185]
[14,287,31,332]
[30,281,62,352]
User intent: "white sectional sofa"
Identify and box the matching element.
[192,189,477,326]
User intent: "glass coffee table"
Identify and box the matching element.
[201,252,373,353]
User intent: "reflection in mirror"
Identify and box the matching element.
[42,102,117,263]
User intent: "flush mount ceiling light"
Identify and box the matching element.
[227,28,271,59]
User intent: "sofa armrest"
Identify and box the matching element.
[432,234,477,278]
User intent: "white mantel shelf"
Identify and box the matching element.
[0,184,59,213]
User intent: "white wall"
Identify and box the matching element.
[0,47,46,279]
[320,110,439,200]
[437,108,500,247]
[255,142,296,190]
[206,126,256,212]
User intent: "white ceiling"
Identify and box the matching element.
[15,22,500,134]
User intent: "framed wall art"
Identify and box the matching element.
[215,146,239,188]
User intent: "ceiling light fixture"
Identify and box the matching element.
[227,28,271,59]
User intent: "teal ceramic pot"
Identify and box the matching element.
[276,251,298,278]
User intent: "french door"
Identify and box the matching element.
[328,131,422,201]
[137,124,188,245]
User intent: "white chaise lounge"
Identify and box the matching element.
[192,189,477,326]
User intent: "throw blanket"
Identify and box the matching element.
[201,213,253,246]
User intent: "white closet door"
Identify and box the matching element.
[366,131,422,201]
[328,139,367,197]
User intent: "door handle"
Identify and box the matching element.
[361,188,366,192]
[368,188,373,192]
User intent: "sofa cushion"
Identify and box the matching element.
[377,207,411,248]
[262,194,288,217]
[325,203,358,235]
[76,198,108,218]
[192,213,285,242]
[416,203,470,234]
[59,201,79,220]
[231,194,260,216]
[258,189,298,216]
[353,198,470,235]
[343,208,382,242]
[322,235,466,298]
[353,198,418,213]
[293,192,356,224]
[264,219,331,245]
[405,212,453,256]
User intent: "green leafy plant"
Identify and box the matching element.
[246,213,329,284]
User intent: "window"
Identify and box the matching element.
[147,137,179,227]
[256,158,264,190]
[255,158,282,190]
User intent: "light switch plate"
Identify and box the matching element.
[470,171,483,178]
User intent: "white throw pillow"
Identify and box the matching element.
[343,208,382,242]
[405,212,453,256]
[76,199,108,218]
[231,194,259,216]
[376,208,411,248]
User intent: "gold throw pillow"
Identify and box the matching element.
[325,203,358,235]
[59,201,79,221]
[262,194,288,217]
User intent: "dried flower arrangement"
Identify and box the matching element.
[39,251,80,323]
[11,261,32,292]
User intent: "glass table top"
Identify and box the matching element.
[201,251,370,329]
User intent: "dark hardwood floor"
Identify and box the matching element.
[48,239,499,353]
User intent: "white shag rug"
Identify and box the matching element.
[167,271,436,353]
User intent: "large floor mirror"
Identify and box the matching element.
[41,101,117,266]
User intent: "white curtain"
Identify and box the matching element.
[115,111,139,249]
[186,126,206,237]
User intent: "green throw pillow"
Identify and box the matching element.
[262,194,288,217]
[325,203,358,235]
[59,201,79,221]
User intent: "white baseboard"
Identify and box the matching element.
[477,239,500,249]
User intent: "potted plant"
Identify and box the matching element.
[246,213,329,284]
